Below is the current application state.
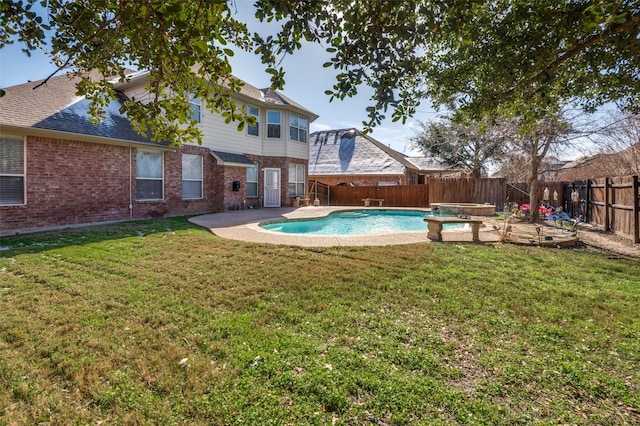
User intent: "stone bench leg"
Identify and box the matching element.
[427,222,443,241]
[471,223,480,242]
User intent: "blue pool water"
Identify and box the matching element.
[260,210,438,235]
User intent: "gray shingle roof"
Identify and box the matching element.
[309,129,410,176]
[0,73,163,145]
[405,156,448,171]
[210,150,255,166]
[1,70,318,143]
[229,77,318,120]
[309,129,458,176]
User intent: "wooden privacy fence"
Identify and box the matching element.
[429,177,506,207]
[586,176,639,243]
[328,184,430,207]
[321,177,506,208]
[312,175,640,242]
[493,177,639,242]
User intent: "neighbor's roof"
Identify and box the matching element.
[405,156,450,171]
[0,72,164,146]
[309,129,414,176]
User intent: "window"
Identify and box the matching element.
[289,113,308,142]
[0,136,25,205]
[267,110,281,138]
[246,162,259,197]
[189,95,201,123]
[288,163,306,197]
[182,154,203,199]
[136,150,163,200]
[247,105,259,136]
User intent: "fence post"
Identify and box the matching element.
[604,177,610,232]
[585,179,591,223]
[633,175,639,243]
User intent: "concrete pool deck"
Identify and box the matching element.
[188,206,506,247]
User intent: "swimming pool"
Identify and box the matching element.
[260,209,443,235]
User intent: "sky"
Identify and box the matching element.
[0,2,437,156]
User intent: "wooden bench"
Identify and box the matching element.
[362,198,384,207]
[424,217,483,242]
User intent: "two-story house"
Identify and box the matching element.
[0,71,318,236]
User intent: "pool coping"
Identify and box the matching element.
[189,206,502,247]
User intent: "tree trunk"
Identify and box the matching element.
[528,153,541,223]
[528,178,540,223]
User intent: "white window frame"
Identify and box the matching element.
[267,110,281,138]
[247,105,259,137]
[136,149,164,201]
[0,135,26,206]
[182,154,203,199]
[289,113,308,142]
[288,163,306,197]
[246,161,259,198]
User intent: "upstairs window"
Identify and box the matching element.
[189,95,201,123]
[288,163,306,197]
[136,150,163,200]
[246,162,259,197]
[247,105,259,136]
[182,154,203,199]
[267,110,281,138]
[289,113,308,142]
[0,136,25,205]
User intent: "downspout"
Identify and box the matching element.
[129,145,133,220]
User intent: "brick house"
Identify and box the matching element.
[0,71,317,236]
[308,129,464,187]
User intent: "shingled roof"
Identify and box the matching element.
[233,80,319,120]
[0,72,163,146]
[309,129,454,176]
[1,70,318,144]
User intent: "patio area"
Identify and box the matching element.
[188,207,580,248]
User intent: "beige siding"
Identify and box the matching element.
[119,86,311,161]
[199,109,263,155]
[287,141,309,160]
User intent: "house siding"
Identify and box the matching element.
[0,136,217,236]
[200,105,309,161]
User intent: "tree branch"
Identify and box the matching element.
[496,11,640,101]
[32,13,119,90]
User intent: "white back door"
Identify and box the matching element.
[263,168,281,207]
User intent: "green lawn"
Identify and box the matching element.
[1,217,639,425]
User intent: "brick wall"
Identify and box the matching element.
[262,156,309,206]
[213,155,309,209]
[133,144,218,218]
[0,135,309,235]
[0,136,219,235]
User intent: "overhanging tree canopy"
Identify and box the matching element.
[2,0,639,144]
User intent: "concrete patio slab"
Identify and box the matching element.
[188,206,503,247]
